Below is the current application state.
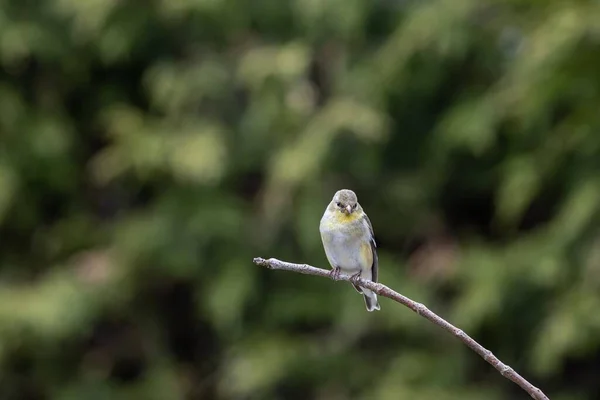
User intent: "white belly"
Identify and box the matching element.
[321,228,365,274]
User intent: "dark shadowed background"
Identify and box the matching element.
[1,0,599,399]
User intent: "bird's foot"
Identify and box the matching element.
[329,266,341,281]
[350,272,362,285]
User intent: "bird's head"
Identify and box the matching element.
[331,189,359,215]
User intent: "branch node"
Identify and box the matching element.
[414,302,428,315]
[501,365,514,377]
[483,350,494,362]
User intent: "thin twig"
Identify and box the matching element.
[253,257,550,400]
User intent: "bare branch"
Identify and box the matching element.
[253,257,549,400]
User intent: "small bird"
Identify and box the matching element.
[319,189,380,312]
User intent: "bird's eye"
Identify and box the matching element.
[336,202,342,207]
[352,204,357,209]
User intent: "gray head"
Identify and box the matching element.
[331,189,359,215]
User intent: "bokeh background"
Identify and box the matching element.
[1,0,600,399]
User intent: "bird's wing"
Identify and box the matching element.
[363,213,376,247]
[362,213,378,283]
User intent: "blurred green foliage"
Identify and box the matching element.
[1,0,600,399]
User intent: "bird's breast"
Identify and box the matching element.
[320,211,363,234]
[320,213,370,272]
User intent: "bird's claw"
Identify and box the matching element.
[350,272,361,285]
[329,267,341,281]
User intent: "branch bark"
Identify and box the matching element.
[253,257,549,400]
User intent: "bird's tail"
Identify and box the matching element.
[362,289,380,312]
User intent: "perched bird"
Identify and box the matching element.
[319,189,380,312]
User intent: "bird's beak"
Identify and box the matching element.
[346,205,352,214]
